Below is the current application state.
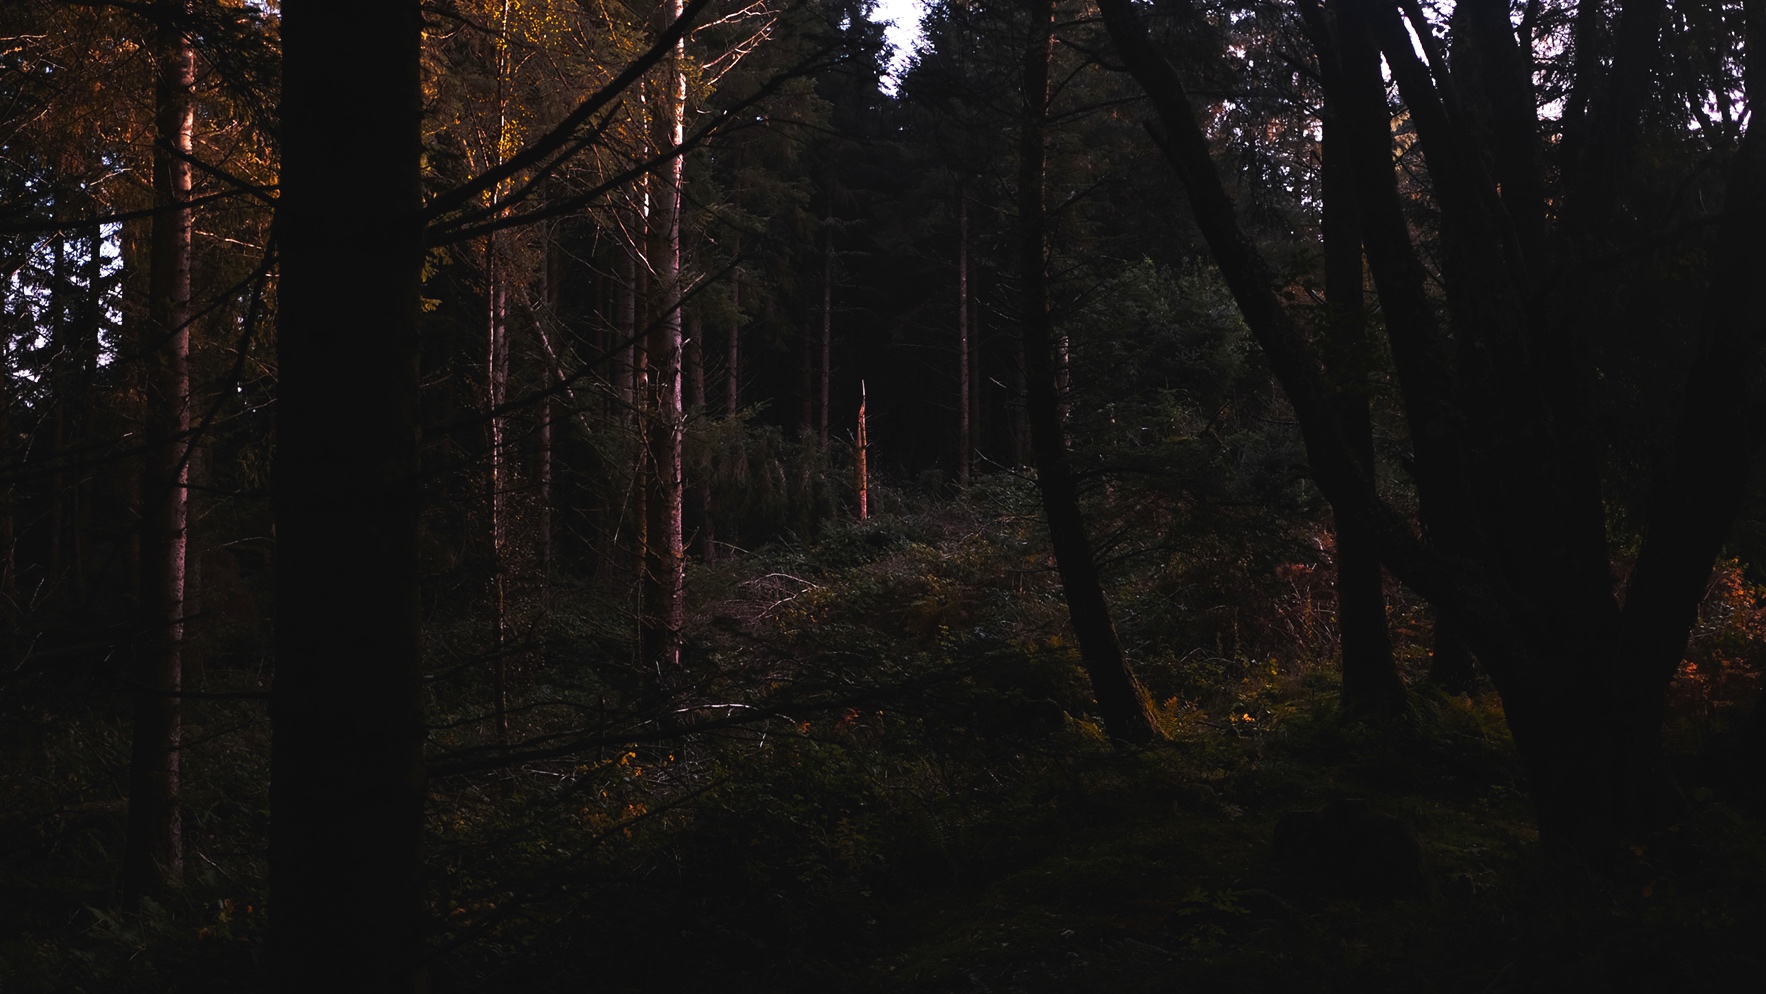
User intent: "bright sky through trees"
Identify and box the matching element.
[873,0,922,88]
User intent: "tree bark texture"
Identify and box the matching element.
[272,0,426,986]
[124,0,193,904]
[639,4,686,684]
[1019,0,1159,747]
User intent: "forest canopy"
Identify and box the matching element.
[2,0,1764,989]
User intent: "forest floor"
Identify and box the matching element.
[7,488,1766,992]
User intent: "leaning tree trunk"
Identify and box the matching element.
[1019,0,1159,746]
[1102,0,1763,858]
[123,0,193,904]
[272,0,427,987]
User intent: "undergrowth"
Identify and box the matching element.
[3,494,1764,992]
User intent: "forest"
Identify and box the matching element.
[2,0,1765,989]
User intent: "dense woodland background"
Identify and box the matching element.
[4,0,1766,989]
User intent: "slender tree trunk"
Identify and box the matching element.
[49,237,67,600]
[856,380,869,519]
[1019,0,1159,746]
[686,311,716,560]
[74,222,102,609]
[123,0,193,903]
[183,443,204,690]
[640,4,686,684]
[725,271,741,416]
[487,237,510,746]
[487,2,513,747]
[272,0,426,985]
[616,252,636,421]
[1320,107,1405,718]
[801,306,814,434]
[819,217,833,452]
[539,234,558,605]
[1012,324,1030,467]
[0,343,15,674]
[957,192,971,488]
[969,291,982,472]
[120,217,147,605]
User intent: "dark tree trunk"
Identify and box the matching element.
[272,0,427,986]
[1427,613,1480,695]
[124,0,193,904]
[487,236,510,746]
[1019,0,1159,746]
[819,217,833,452]
[856,381,869,519]
[957,191,971,488]
[725,270,741,416]
[686,310,715,560]
[1101,0,1766,858]
[1317,82,1405,718]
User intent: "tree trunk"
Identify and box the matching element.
[686,310,716,560]
[1102,0,1763,856]
[957,191,971,488]
[487,236,510,746]
[639,4,686,684]
[1427,612,1480,695]
[1019,0,1159,746]
[820,217,833,452]
[1319,98,1405,718]
[123,0,193,904]
[725,271,741,416]
[272,0,427,986]
[856,380,869,520]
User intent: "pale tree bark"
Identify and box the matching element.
[1019,0,1159,746]
[124,0,193,904]
[271,0,426,985]
[640,1,686,685]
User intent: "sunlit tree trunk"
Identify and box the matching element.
[640,2,686,683]
[272,0,426,985]
[124,0,193,903]
[1018,0,1159,746]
